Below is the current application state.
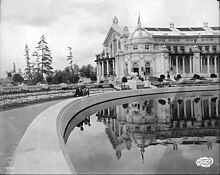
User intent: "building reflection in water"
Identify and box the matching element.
[78,95,220,163]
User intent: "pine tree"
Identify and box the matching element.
[32,50,41,75]
[24,44,32,83]
[67,47,73,74]
[36,35,53,77]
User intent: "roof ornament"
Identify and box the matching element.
[203,22,208,27]
[193,34,198,46]
[137,12,142,28]
[169,22,174,28]
[113,16,118,25]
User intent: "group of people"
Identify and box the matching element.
[76,117,91,131]
[74,86,90,97]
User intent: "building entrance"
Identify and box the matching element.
[133,62,139,76]
[144,62,151,76]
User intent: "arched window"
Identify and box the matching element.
[145,62,150,75]
[145,62,150,67]
[133,62,139,68]
[132,62,139,75]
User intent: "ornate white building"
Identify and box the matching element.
[95,16,220,82]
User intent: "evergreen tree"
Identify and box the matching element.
[24,44,32,83]
[36,35,53,77]
[13,73,24,85]
[67,47,73,74]
[32,50,41,76]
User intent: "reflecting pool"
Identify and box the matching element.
[66,91,220,174]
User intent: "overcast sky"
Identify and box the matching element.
[0,0,219,78]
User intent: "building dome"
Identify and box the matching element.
[127,22,153,44]
[129,25,152,39]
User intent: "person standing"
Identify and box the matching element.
[87,87,90,97]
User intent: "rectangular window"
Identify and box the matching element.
[145,45,149,50]
[118,40,121,50]
[135,126,140,131]
[189,47,192,52]
[133,45,138,50]
[205,46,209,51]
[167,46,171,50]
[198,46,202,50]
[180,46,185,51]
[173,46,178,52]
[212,46,217,51]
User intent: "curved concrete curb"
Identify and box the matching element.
[8,86,219,174]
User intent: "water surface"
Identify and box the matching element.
[66,91,219,174]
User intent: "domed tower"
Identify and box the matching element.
[114,14,170,81]
[127,18,154,47]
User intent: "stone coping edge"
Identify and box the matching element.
[8,85,219,174]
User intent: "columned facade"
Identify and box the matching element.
[95,16,220,82]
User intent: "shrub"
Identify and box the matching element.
[98,84,103,88]
[122,77,128,83]
[122,103,128,109]
[109,84,114,88]
[160,74,165,80]
[158,78,163,82]
[210,73,217,78]
[158,99,166,105]
[177,99,182,104]
[139,76,144,81]
[194,97,200,103]
[211,97,217,102]
[176,74,181,79]
[193,74,200,79]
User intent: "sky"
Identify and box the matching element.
[0,0,219,78]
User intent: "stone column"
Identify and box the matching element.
[96,62,99,80]
[177,102,180,119]
[216,99,219,118]
[191,98,194,118]
[176,56,178,74]
[102,61,104,78]
[214,56,217,74]
[200,56,203,74]
[183,56,185,75]
[207,56,210,74]
[193,56,196,74]
[115,58,118,81]
[112,60,115,76]
[107,60,109,75]
[189,56,192,74]
[184,99,187,118]
[209,98,212,117]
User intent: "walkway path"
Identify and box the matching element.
[0,99,64,174]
